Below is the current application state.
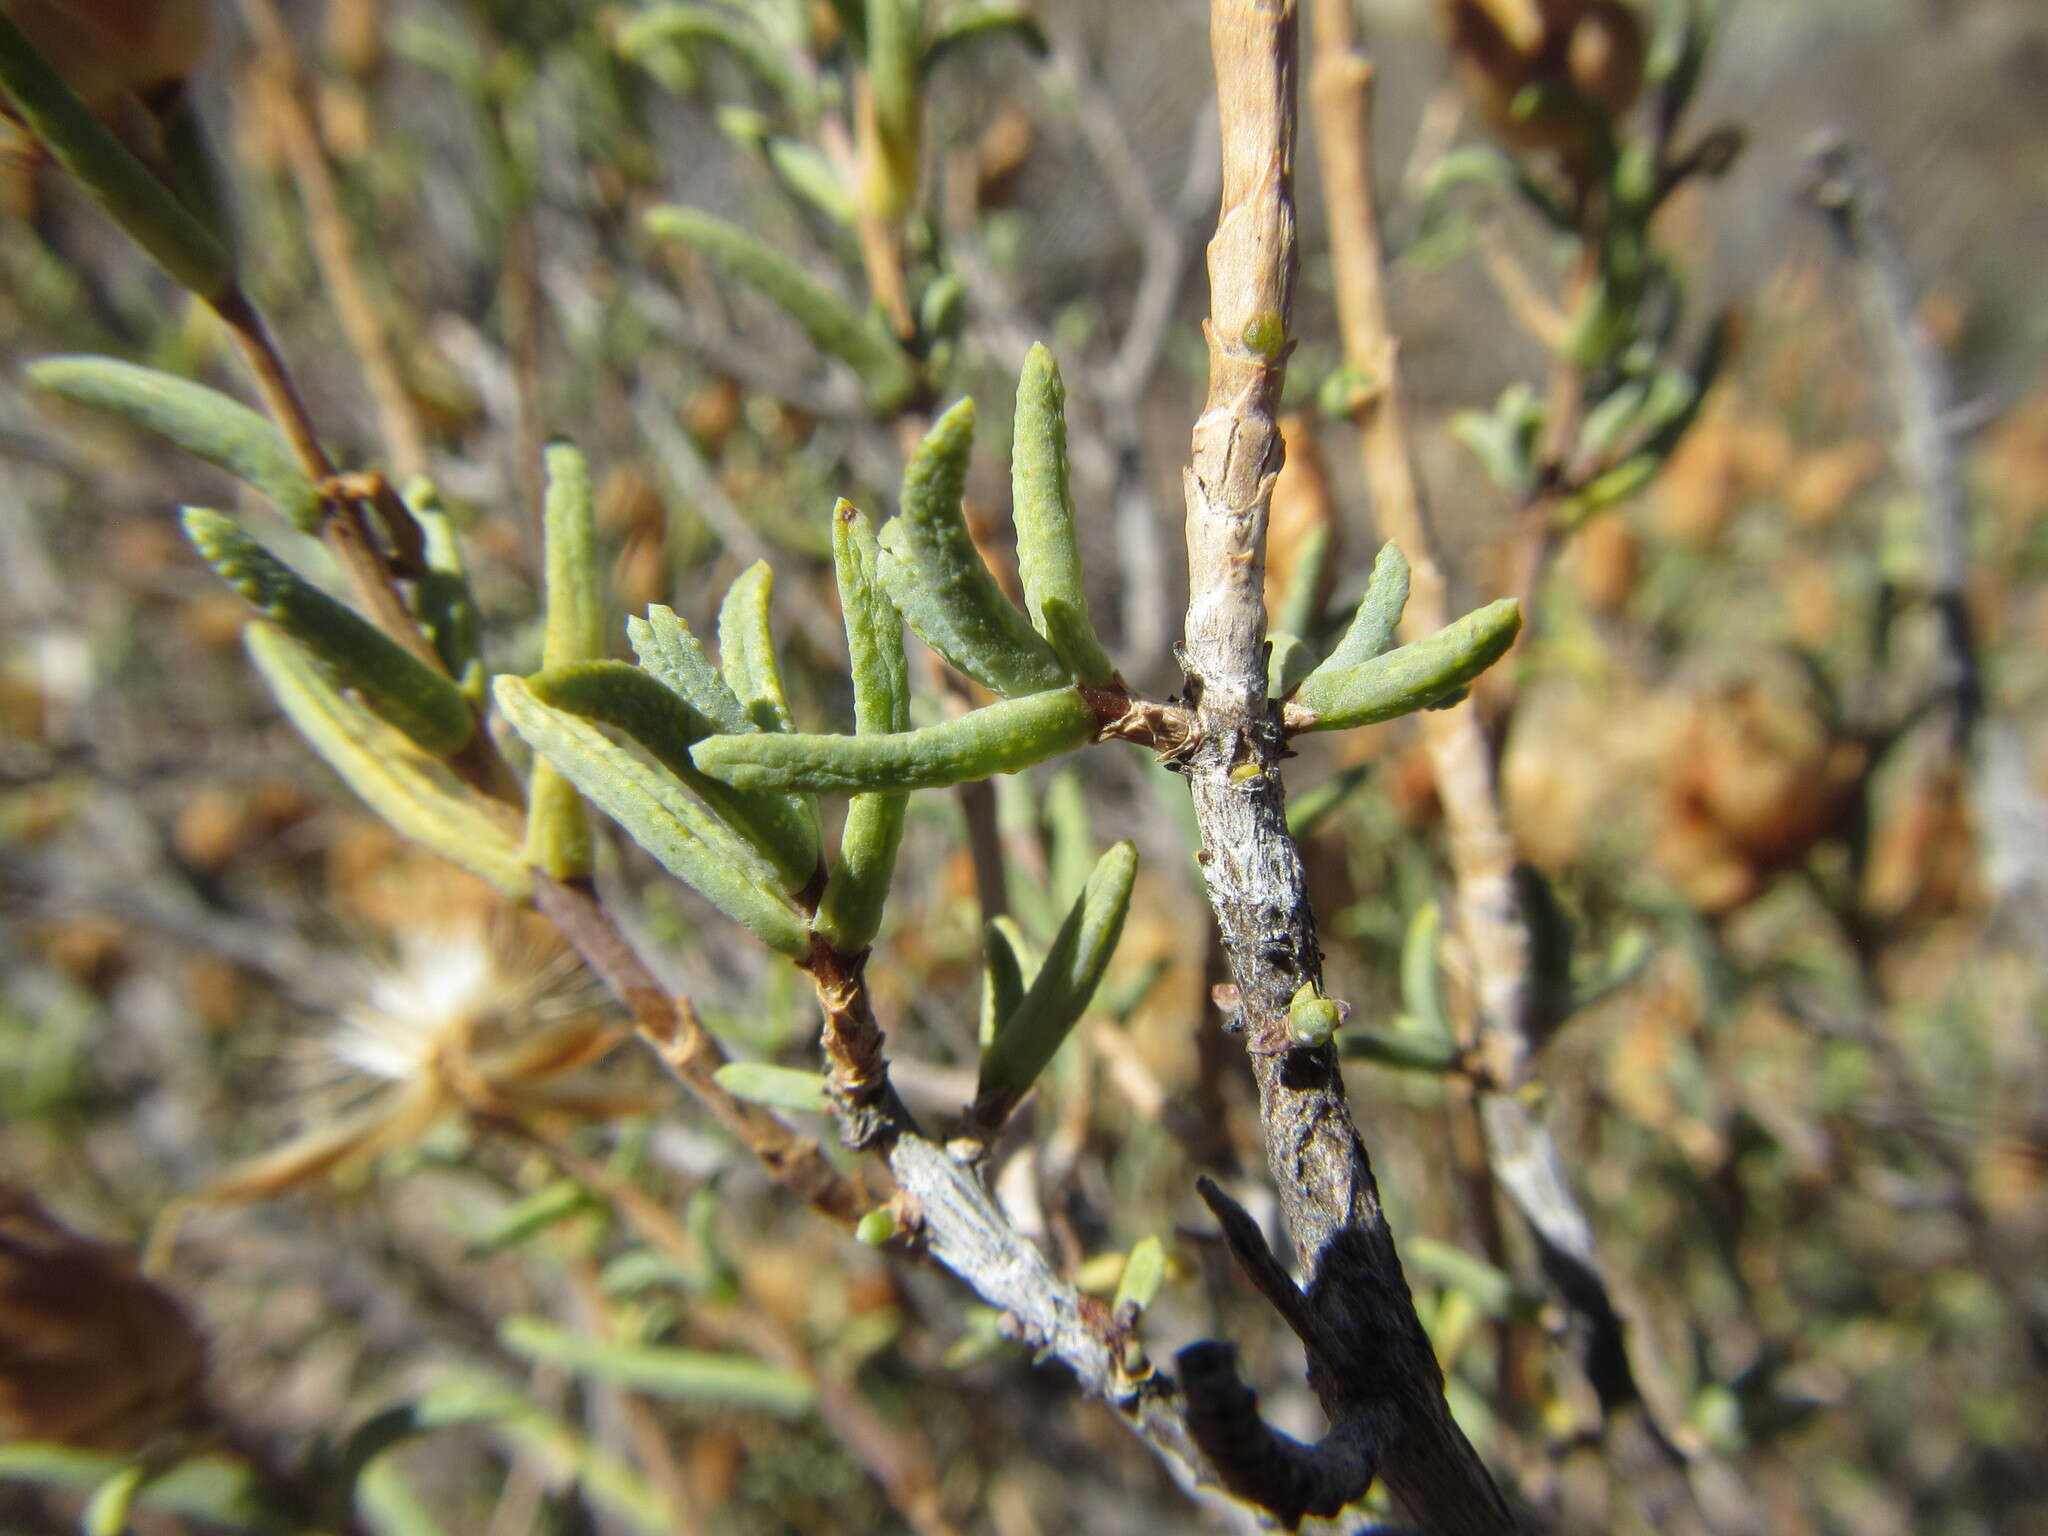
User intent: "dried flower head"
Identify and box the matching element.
[0,1184,207,1450]
[1655,677,1867,916]
[203,920,654,1204]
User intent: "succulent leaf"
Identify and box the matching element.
[30,356,322,531]
[1011,345,1116,686]
[877,399,1068,697]
[244,624,527,900]
[972,840,1137,1129]
[528,662,821,891]
[495,678,811,958]
[1293,599,1521,732]
[692,687,1096,794]
[184,509,473,756]
[816,503,912,952]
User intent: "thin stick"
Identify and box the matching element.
[213,284,436,664]
[1804,135,1981,755]
[1175,4,1514,1530]
[239,0,433,483]
[532,873,867,1222]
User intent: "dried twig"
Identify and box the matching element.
[532,873,866,1223]
[1803,134,1980,756]
[238,0,433,484]
[1172,4,1515,1530]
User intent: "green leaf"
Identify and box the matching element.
[712,1062,829,1114]
[1285,762,1374,838]
[877,399,1069,697]
[1317,364,1380,421]
[822,0,867,50]
[407,480,484,702]
[1518,863,1578,1039]
[718,109,854,226]
[1400,900,1453,1045]
[1266,632,1312,700]
[922,3,1047,78]
[356,1459,451,1536]
[1292,599,1521,732]
[1405,1237,1522,1321]
[600,1249,696,1298]
[0,16,233,299]
[862,0,925,221]
[528,661,820,891]
[629,606,754,736]
[832,504,912,738]
[469,1180,600,1256]
[1011,345,1116,686]
[616,4,804,106]
[693,686,1096,794]
[1112,1235,1167,1315]
[186,509,475,756]
[1650,0,1725,132]
[1569,928,1654,1019]
[1571,452,1661,516]
[1043,770,1095,915]
[1578,379,1652,461]
[972,840,1136,1128]
[718,561,797,734]
[1419,142,1518,203]
[816,503,911,952]
[855,1207,899,1245]
[979,917,1031,1048]
[155,92,233,259]
[1339,1028,1462,1073]
[528,444,607,880]
[993,776,1057,937]
[645,207,916,412]
[1286,983,1345,1048]
[83,1460,150,1536]
[1272,522,1333,643]
[29,356,322,531]
[1452,382,1545,497]
[495,677,810,957]
[918,272,967,345]
[500,1317,815,1416]
[408,1377,680,1533]
[245,624,528,899]
[1315,541,1411,676]
[539,444,606,669]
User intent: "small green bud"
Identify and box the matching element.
[855,1208,898,1246]
[1286,982,1348,1048]
[1241,311,1287,360]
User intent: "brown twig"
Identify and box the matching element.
[1171,4,1516,1531]
[531,872,867,1223]
[800,935,921,1153]
[212,286,432,658]
[238,0,433,484]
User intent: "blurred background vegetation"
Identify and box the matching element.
[2,0,2045,1532]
